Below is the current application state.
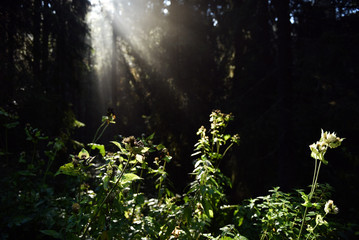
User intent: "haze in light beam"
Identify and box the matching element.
[86,0,176,108]
[87,0,171,77]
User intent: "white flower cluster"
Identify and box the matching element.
[324,200,339,214]
[309,130,344,163]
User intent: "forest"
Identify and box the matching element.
[1,0,359,239]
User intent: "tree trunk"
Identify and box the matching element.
[33,0,42,87]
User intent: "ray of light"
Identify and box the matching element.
[86,0,197,111]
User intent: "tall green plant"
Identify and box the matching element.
[181,110,240,239]
[298,130,343,239]
[242,130,344,239]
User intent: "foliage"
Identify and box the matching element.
[44,110,241,239]
[239,130,345,239]
[0,109,352,239]
[0,108,68,239]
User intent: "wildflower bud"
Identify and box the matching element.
[316,214,328,226]
[309,143,319,155]
[195,202,203,216]
[310,142,323,160]
[321,130,344,149]
[161,148,168,155]
[72,203,80,214]
[196,126,206,136]
[171,226,181,238]
[324,200,339,214]
[123,136,136,148]
[318,142,328,152]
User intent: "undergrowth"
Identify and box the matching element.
[0,107,349,239]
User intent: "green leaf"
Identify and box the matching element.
[78,148,90,159]
[220,237,233,240]
[111,141,125,151]
[302,201,313,208]
[73,119,85,128]
[147,132,155,140]
[55,162,81,177]
[183,206,192,223]
[237,216,244,227]
[191,151,202,157]
[299,191,309,201]
[88,143,105,157]
[136,154,144,163]
[224,134,231,141]
[321,158,328,165]
[40,230,62,239]
[103,175,110,190]
[163,220,177,239]
[203,200,214,218]
[156,143,166,151]
[141,147,150,154]
[164,155,172,163]
[121,173,142,185]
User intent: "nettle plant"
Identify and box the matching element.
[50,110,241,239]
[51,114,174,239]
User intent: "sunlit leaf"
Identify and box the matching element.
[203,200,214,218]
[78,148,90,159]
[237,216,244,227]
[55,162,81,177]
[224,134,231,141]
[191,151,202,157]
[164,155,172,163]
[73,119,85,128]
[111,141,125,151]
[88,143,105,157]
[220,236,233,240]
[136,154,144,163]
[121,173,142,185]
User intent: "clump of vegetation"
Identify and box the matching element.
[241,130,344,240]
[0,108,347,239]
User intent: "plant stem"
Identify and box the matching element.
[81,153,131,238]
[260,229,267,240]
[91,121,106,143]
[298,159,322,239]
[312,162,322,197]
[222,143,233,159]
[305,213,328,240]
[93,123,109,143]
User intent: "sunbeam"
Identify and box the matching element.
[87,0,174,107]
